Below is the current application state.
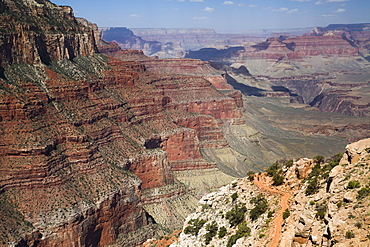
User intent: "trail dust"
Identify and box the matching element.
[254,174,291,247]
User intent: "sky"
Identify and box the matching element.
[52,0,370,33]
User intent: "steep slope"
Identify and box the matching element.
[101,27,162,56]
[0,0,97,67]
[173,138,370,247]
[187,27,370,118]
[102,27,264,58]
[0,0,246,246]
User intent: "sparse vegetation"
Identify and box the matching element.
[250,194,269,221]
[345,230,355,239]
[247,171,255,182]
[285,159,294,168]
[357,187,370,200]
[313,155,325,165]
[315,202,327,220]
[218,226,227,238]
[226,203,247,227]
[204,221,218,245]
[305,177,319,195]
[226,222,251,247]
[347,180,360,189]
[267,210,274,218]
[355,222,362,228]
[272,172,285,186]
[305,153,343,195]
[183,218,206,236]
[348,214,356,219]
[266,162,281,177]
[231,192,238,202]
[282,208,290,220]
[202,204,211,211]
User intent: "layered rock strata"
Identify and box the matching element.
[0,0,97,67]
[0,1,245,246]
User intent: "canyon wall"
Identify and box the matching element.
[188,26,370,118]
[101,27,264,58]
[0,0,97,67]
[0,0,246,246]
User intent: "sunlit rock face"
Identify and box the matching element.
[0,1,246,246]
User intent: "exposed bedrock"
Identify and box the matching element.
[0,1,246,243]
[0,0,97,67]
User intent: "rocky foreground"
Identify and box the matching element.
[171,138,370,247]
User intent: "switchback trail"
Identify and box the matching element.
[254,174,291,247]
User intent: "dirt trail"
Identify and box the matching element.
[254,174,291,247]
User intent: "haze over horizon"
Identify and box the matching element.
[52,0,370,33]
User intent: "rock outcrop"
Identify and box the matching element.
[188,27,370,118]
[0,0,97,67]
[0,0,246,246]
[101,27,162,56]
[102,28,264,58]
[173,138,370,247]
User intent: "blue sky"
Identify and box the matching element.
[53,0,370,33]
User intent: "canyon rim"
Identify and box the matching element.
[1,0,370,247]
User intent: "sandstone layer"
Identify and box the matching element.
[188,26,370,118]
[0,0,246,246]
[0,0,97,67]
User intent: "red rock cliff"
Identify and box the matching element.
[0,0,97,67]
[0,1,246,246]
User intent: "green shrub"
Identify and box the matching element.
[227,234,240,247]
[226,222,251,247]
[322,153,342,172]
[345,230,355,239]
[267,210,274,218]
[315,202,327,220]
[250,194,269,221]
[305,177,319,195]
[282,208,290,220]
[266,162,281,177]
[236,222,251,236]
[202,204,211,211]
[183,218,206,236]
[285,159,294,168]
[272,173,284,186]
[355,222,362,228]
[204,221,218,245]
[231,192,238,202]
[313,155,325,165]
[347,180,360,189]
[218,226,227,238]
[226,203,247,227]
[307,163,322,180]
[357,187,370,199]
[247,171,255,182]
